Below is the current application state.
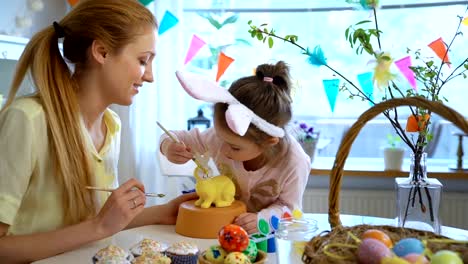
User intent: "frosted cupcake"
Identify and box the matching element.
[92,245,133,264]
[165,241,199,264]
[132,252,171,264]
[130,238,168,257]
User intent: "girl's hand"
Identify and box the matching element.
[94,178,146,236]
[234,213,259,234]
[161,139,192,164]
[158,192,198,225]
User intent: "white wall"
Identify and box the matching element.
[0,0,67,38]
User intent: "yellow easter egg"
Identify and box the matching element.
[431,250,463,264]
[381,256,410,264]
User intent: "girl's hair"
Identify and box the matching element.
[214,61,293,161]
[1,0,157,224]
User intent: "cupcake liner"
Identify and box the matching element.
[165,252,199,264]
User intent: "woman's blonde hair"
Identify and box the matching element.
[1,0,157,224]
[214,61,293,162]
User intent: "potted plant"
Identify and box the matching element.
[293,122,320,163]
[383,134,405,171]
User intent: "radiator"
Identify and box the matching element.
[302,188,468,230]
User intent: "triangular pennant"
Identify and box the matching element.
[158,10,179,35]
[394,56,417,91]
[184,35,206,65]
[322,79,340,113]
[138,0,154,6]
[67,0,79,6]
[428,37,450,64]
[216,52,234,82]
[357,72,374,106]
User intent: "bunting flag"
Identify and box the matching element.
[216,52,234,82]
[394,56,417,91]
[184,35,206,65]
[322,79,340,113]
[357,72,374,106]
[462,17,468,26]
[67,0,79,6]
[158,10,179,35]
[138,0,154,5]
[428,37,450,65]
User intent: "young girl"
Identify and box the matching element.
[160,61,311,234]
[0,0,195,262]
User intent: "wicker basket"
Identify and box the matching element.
[302,97,468,263]
[198,249,268,263]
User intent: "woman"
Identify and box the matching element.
[0,0,195,262]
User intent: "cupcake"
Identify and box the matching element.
[165,241,199,264]
[92,245,133,264]
[130,238,168,257]
[132,252,171,264]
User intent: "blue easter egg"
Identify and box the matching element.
[393,238,424,257]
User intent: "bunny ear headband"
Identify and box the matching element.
[175,70,285,138]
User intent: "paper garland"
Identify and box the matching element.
[394,56,417,91]
[357,72,374,106]
[322,79,340,113]
[158,10,179,35]
[138,0,154,6]
[216,52,234,82]
[184,35,206,65]
[428,37,450,65]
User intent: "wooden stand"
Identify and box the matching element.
[175,200,246,239]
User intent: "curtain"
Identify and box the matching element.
[112,0,196,206]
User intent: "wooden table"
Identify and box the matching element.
[34,213,468,264]
[311,157,468,179]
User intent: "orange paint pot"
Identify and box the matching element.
[406,114,430,132]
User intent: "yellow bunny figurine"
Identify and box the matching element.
[192,154,235,208]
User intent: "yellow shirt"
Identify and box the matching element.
[0,97,121,235]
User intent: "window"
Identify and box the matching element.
[179,1,468,158]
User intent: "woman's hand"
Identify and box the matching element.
[93,178,146,236]
[234,213,259,234]
[157,192,198,225]
[161,138,192,164]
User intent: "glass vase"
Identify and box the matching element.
[395,152,442,234]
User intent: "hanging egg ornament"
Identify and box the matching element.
[393,238,424,257]
[242,239,258,262]
[358,238,393,264]
[204,245,227,264]
[360,0,380,9]
[218,224,250,252]
[224,252,252,264]
[430,250,463,264]
[362,229,393,248]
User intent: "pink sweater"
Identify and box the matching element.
[161,128,310,215]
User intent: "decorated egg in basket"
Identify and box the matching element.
[218,224,249,252]
[204,245,227,264]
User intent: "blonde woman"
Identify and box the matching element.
[0,0,196,262]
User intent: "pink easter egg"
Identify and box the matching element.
[358,238,393,264]
[403,253,429,264]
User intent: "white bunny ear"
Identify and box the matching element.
[175,70,236,104]
[225,104,253,136]
[175,70,285,138]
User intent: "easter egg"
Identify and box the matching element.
[381,256,410,264]
[362,229,393,248]
[358,238,393,264]
[218,224,250,252]
[393,238,424,257]
[402,253,429,264]
[205,245,227,263]
[242,240,258,262]
[224,252,252,264]
[431,250,463,264]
